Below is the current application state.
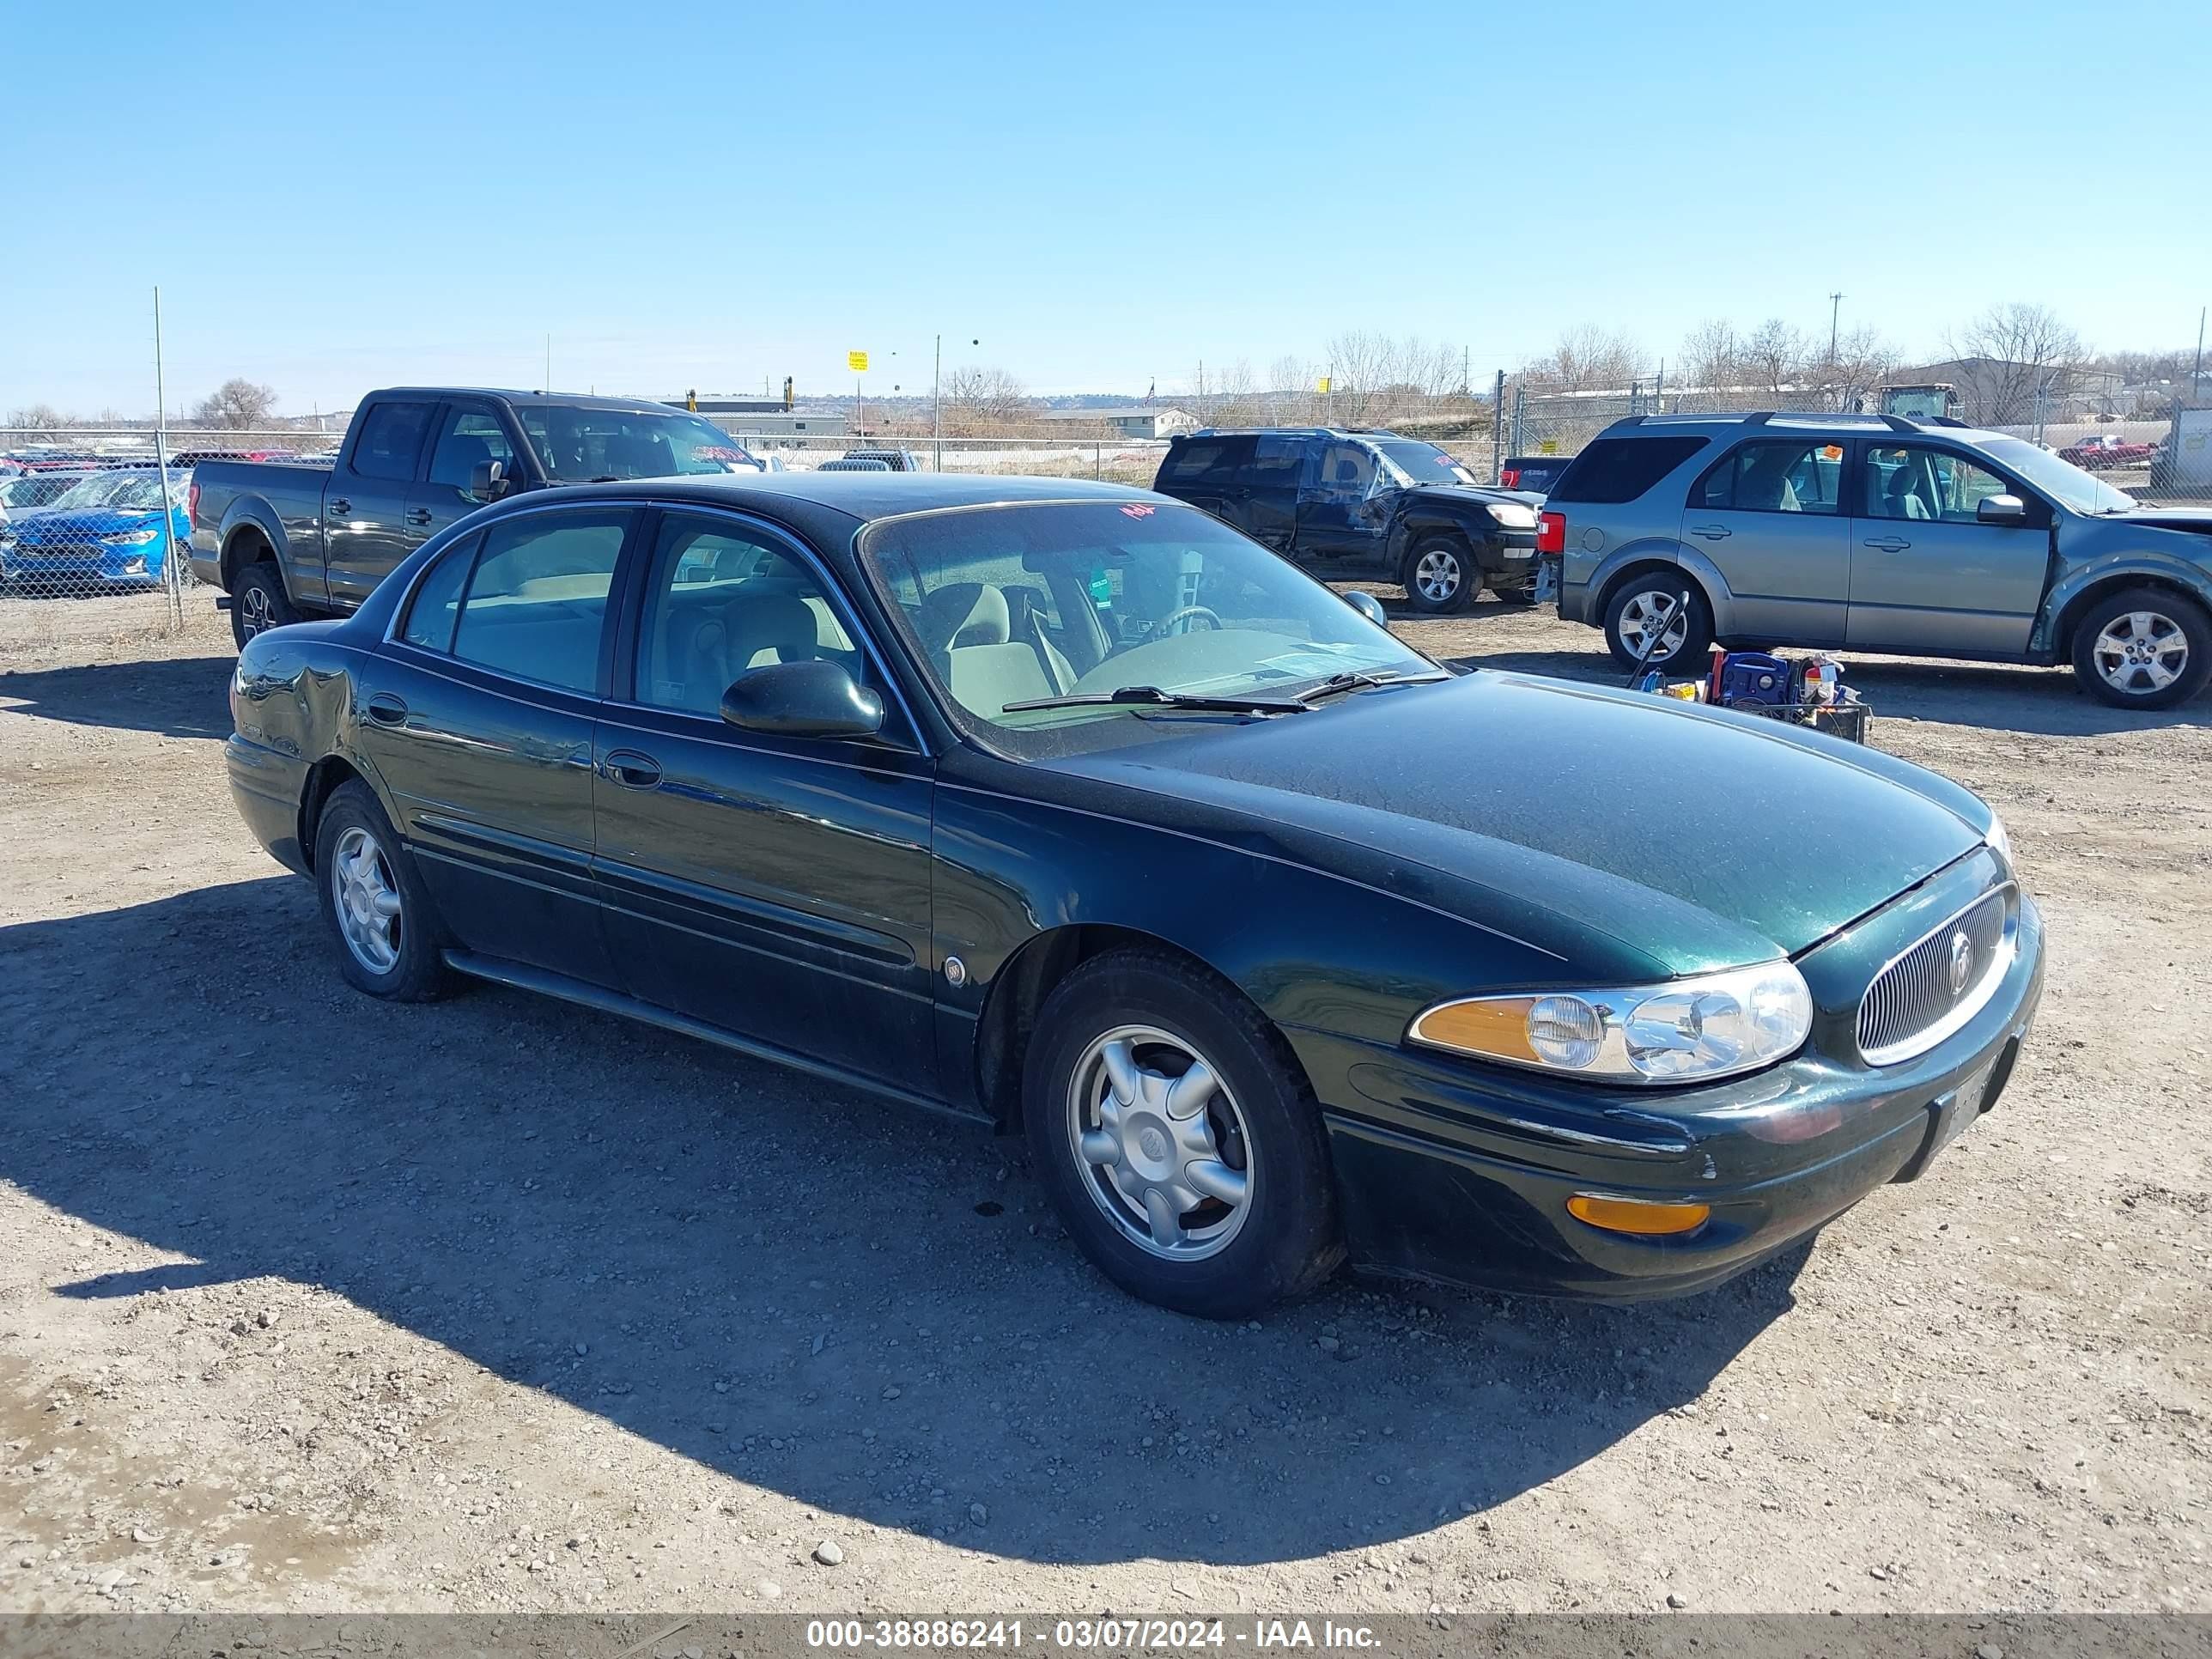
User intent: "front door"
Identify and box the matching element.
[1294,441,1391,568]
[324,398,435,611]
[355,505,636,984]
[1680,435,1850,645]
[407,398,524,546]
[589,509,938,1088]
[1847,444,2051,655]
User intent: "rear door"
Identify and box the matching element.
[1238,435,1306,550]
[1680,435,1850,645]
[324,398,435,610]
[1846,444,2049,654]
[356,504,638,984]
[407,398,524,545]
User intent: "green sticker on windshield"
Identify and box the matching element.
[1089,569,1113,604]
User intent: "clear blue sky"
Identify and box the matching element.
[7,0,2207,418]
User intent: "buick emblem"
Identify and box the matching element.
[1946,929,1974,996]
[1139,1126,1170,1162]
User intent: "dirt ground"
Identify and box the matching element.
[1,588,2207,1621]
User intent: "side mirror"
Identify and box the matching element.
[1977,493,2028,526]
[468,459,512,501]
[720,659,884,740]
[1343,589,1390,628]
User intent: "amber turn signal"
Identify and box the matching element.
[1565,1194,1712,1237]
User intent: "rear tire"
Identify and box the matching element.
[313,781,449,1001]
[1024,950,1342,1319]
[231,558,299,651]
[1603,574,1712,672]
[2070,586,2212,710]
[1401,537,1474,615]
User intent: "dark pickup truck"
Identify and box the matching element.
[189,387,759,647]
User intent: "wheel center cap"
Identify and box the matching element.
[1123,1112,1178,1180]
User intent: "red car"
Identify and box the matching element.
[2058,433,2155,469]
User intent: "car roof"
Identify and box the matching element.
[534,469,1158,526]
[1596,410,2009,444]
[1176,426,1405,441]
[371,387,696,415]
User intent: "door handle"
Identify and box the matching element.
[600,749,663,790]
[365,694,409,726]
[1862,537,1911,552]
[328,498,352,517]
[1688,524,1731,540]
[404,507,434,526]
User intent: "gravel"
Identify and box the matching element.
[0,599,2205,1616]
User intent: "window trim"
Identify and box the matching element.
[1690,437,1849,519]
[608,503,927,755]
[343,398,437,485]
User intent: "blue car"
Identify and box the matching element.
[0,469,191,590]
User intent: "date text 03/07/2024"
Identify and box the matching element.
[802,1618,1382,1650]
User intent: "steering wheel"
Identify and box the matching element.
[1157,605,1223,636]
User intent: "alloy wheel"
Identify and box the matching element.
[1066,1024,1254,1261]
[1620,590,1689,660]
[2092,610,2187,696]
[1413,548,1462,605]
[239,586,275,640]
[331,824,404,975]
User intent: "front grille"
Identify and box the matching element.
[1856,886,2014,1065]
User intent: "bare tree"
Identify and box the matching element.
[193,379,279,429]
[1679,319,1743,392]
[1519,327,1649,392]
[1944,303,2085,424]
[1826,325,1900,412]
[1742,318,1812,396]
[939,365,1032,432]
[5,403,76,437]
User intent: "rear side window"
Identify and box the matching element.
[448,510,630,692]
[1162,442,1225,483]
[400,537,477,651]
[1246,435,1307,489]
[1547,436,1709,505]
[1693,440,1843,515]
[1160,438,1251,487]
[349,401,434,482]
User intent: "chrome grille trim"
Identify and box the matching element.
[1856,886,2015,1066]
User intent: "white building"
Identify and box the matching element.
[1036,405,1200,440]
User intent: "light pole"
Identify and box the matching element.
[932,334,979,473]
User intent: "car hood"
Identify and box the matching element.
[1048,671,1988,975]
[2102,507,2212,535]
[1401,483,1544,510]
[14,506,175,541]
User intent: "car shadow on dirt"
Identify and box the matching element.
[1438,641,2212,738]
[5,878,1808,1571]
[0,654,234,741]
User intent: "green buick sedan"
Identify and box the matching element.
[224,472,2044,1317]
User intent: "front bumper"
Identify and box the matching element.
[1299,887,2045,1301]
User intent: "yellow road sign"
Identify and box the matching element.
[1538,439,1559,455]
[1316,376,1332,394]
[848,350,869,373]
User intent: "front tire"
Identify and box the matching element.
[2071,586,2212,709]
[1024,951,1341,1319]
[1603,575,1713,671]
[231,558,300,651]
[313,781,448,1000]
[1401,538,1474,616]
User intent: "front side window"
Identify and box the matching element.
[515,407,754,481]
[633,514,860,717]
[447,511,630,691]
[426,407,518,491]
[350,401,434,483]
[1696,441,1842,514]
[860,501,1435,751]
[1865,447,2016,524]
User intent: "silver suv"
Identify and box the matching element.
[1544,410,2212,708]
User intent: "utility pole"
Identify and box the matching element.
[1828,292,1844,361]
[2194,306,2206,403]
[1491,368,1504,483]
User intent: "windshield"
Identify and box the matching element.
[49,471,147,510]
[517,407,757,480]
[104,472,186,510]
[860,500,1435,750]
[1980,437,2135,514]
[1373,441,1479,487]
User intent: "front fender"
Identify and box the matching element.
[1389,505,1504,572]
[2033,549,2212,657]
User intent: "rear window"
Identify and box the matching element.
[1547,436,1710,505]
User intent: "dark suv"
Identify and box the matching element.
[1152,427,1543,613]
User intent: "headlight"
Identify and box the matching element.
[1486,502,1538,529]
[100,528,160,547]
[1983,811,2013,872]
[1408,960,1813,1084]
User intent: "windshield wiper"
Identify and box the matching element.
[1291,668,1449,704]
[1002,684,1310,715]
